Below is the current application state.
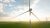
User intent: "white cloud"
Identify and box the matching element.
[0,0,3,2]
[3,0,11,3]
[10,0,16,2]
[0,3,3,12]
[31,0,40,8]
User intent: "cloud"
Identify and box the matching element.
[0,3,3,12]
[0,0,3,2]
[0,12,9,17]
[0,0,16,17]
[3,0,11,3]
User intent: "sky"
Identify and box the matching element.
[0,0,50,21]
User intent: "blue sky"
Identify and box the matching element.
[0,0,29,17]
[3,0,29,13]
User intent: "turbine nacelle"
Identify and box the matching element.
[29,8,32,12]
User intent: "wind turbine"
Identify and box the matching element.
[16,0,40,28]
[9,0,40,28]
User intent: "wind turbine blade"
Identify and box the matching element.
[10,11,28,19]
[17,11,29,17]
[31,12,40,21]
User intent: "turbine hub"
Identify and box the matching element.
[29,8,32,12]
